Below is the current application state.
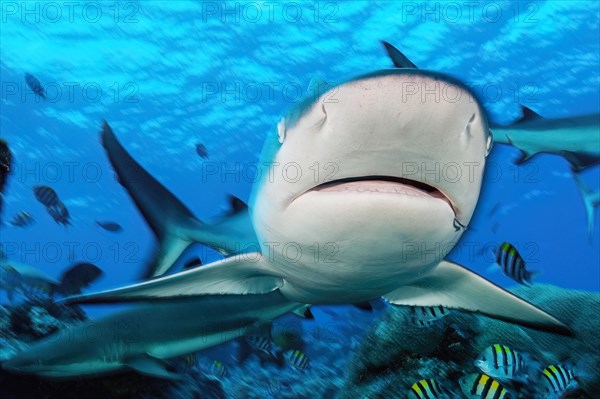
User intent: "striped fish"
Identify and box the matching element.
[246,335,273,356]
[459,373,511,399]
[475,344,524,381]
[9,211,35,227]
[540,365,576,397]
[410,305,452,327]
[408,379,448,399]
[284,349,309,370]
[205,360,226,380]
[47,202,70,226]
[33,185,60,207]
[495,242,535,286]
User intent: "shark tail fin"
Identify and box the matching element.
[101,121,203,278]
[573,174,600,238]
[384,260,573,337]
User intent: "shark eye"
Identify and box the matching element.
[485,131,494,156]
[277,118,286,144]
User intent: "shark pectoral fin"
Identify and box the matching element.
[126,354,182,380]
[101,122,260,278]
[383,260,573,336]
[62,253,282,304]
[101,121,200,278]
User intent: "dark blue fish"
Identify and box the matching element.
[47,201,70,226]
[9,211,35,227]
[33,185,60,207]
[196,143,208,159]
[96,220,122,232]
[24,73,46,99]
[495,242,536,286]
[56,262,103,296]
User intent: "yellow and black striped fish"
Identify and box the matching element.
[495,242,536,286]
[410,305,452,327]
[540,365,576,396]
[284,349,309,370]
[475,344,524,381]
[246,335,273,356]
[459,373,511,399]
[408,378,448,399]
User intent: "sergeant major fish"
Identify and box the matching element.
[284,349,309,370]
[410,305,452,327]
[459,373,511,399]
[475,344,525,382]
[540,365,577,398]
[408,378,450,399]
[493,242,537,286]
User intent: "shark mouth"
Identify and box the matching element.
[307,176,455,214]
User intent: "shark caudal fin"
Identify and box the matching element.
[573,174,600,238]
[384,260,573,337]
[381,40,418,69]
[101,122,258,277]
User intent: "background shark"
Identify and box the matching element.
[491,106,600,172]
[64,69,571,338]
[3,291,304,378]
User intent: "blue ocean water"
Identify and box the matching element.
[0,1,599,397]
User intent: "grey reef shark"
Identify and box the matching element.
[382,40,600,236]
[3,42,575,379]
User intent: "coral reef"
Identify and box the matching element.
[338,285,599,399]
[2,285,596,398]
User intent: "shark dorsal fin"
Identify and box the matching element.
[381,40,418,69]
[517,105,543,123]
[228,195,248,215]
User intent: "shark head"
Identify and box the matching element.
[251,70,492,299]
[2,330,117,378]
[3,342,79,377]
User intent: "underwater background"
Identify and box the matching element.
[1,1,599,398]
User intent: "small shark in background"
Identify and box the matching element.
[491,106,600,172]
[2,291,306,378]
